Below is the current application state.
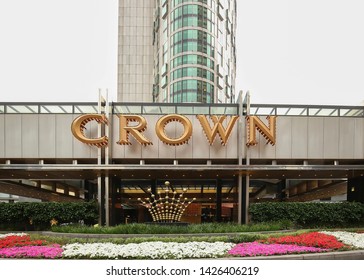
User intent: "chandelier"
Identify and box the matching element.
[138,181,196,223]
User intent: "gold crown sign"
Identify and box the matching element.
[138,181,196,223]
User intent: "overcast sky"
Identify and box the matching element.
[0,0,363,105]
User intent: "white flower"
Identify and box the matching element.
[321,231,364,249]
[0,233,28,239]
[62,241,235,259]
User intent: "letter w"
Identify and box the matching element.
[197,115,239,145]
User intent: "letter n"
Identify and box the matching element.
[246,116,277,146]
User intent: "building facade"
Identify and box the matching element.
[1,97,364,225]
[118,0,155,102]
[118,0,237,104]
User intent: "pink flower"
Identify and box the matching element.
[228,242,327,257]
[0,245,63,259]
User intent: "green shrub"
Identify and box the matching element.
[0,201,98,230]
[249,202,364,228]
[0,203,26,223]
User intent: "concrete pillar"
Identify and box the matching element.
[238,174,249,224]
[215,179,222,222]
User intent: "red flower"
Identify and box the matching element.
[0,235,47,248]
[260,232,346,250]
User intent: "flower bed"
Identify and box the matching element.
[62,241,235,259]
[0,231,361,259]
[0,233,62,259]
[0,245,63,259]
[228,242,327,257]
[0,233,27,239]
[261,232,346,249]
[0,235,47,248]
[321,231,364,249]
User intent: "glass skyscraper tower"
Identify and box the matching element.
[118,0,237,103]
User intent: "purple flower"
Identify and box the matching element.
[228,242,327,257]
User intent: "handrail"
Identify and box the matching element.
[0,102,363,117]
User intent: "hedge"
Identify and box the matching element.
[249,202,364,227]
[0,201,98,230]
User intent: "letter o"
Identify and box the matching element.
[156,114,192,146]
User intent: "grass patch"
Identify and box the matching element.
[51,221,293,235]
[30,232,277,245]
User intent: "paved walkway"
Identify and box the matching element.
[234,250,364,260]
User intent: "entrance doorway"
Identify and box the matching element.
[110,178,238,225]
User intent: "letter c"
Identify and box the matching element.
[71,114,108,147]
